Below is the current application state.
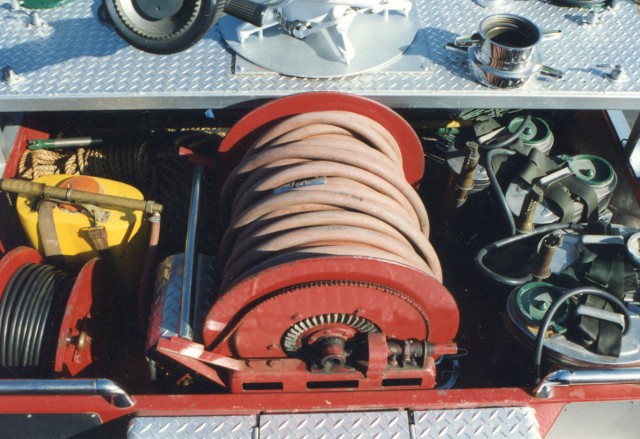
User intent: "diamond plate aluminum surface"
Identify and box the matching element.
[413,407,540,439]
[147,253,216,348]
[127,416,257,439]
[1,0,640,110]
[147,254,183,349]
[260,411,409,439]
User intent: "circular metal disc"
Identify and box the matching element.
[507,290,640,368]
[219,7,419,78]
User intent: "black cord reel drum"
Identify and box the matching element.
[0,247,108,378]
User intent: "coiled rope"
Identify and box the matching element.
[0,263,73,373]
[219,111,442,290]
[18,143,155,194]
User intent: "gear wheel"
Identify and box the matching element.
[283,313,379,354]
[103,0,217,54]
[227,278,434,359]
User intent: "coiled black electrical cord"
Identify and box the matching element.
[485,148,517,236]
[534,286,631,383]
[480,115,532,235]
[475,223,589,286]
[0,263,73,372]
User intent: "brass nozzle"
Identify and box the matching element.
[454,141,480,207]
[531,233,563,281]
[516,186,544,234]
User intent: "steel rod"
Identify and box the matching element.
[0,379,135,408]
[180,165,204,340]
[0,178,163,214]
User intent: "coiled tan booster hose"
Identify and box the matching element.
[219,111,442,290]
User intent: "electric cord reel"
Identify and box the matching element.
[0,247,109,378]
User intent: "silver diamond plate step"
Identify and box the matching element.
[413,407,541,439]
[127,416,258,439]
[127,407,540,438]
[1,0,640,110]
[260,411,409,439]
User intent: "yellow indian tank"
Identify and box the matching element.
[16,174,149,291]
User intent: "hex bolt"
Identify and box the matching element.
[583,9,601,26]
[31,11,45,27]
[2,66,21,86]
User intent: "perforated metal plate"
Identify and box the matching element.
[1,0,640,110]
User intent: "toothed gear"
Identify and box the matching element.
[112,0,202,40]
[227,279,434,359]
[283,313,379,354]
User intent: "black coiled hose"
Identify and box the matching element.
[0,263,73,372]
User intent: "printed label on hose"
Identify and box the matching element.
[273,177,327,194]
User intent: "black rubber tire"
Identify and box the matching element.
[103,0,218,54]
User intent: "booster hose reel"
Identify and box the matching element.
[157,93,459,392]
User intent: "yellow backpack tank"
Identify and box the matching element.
[16,175,149,291]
